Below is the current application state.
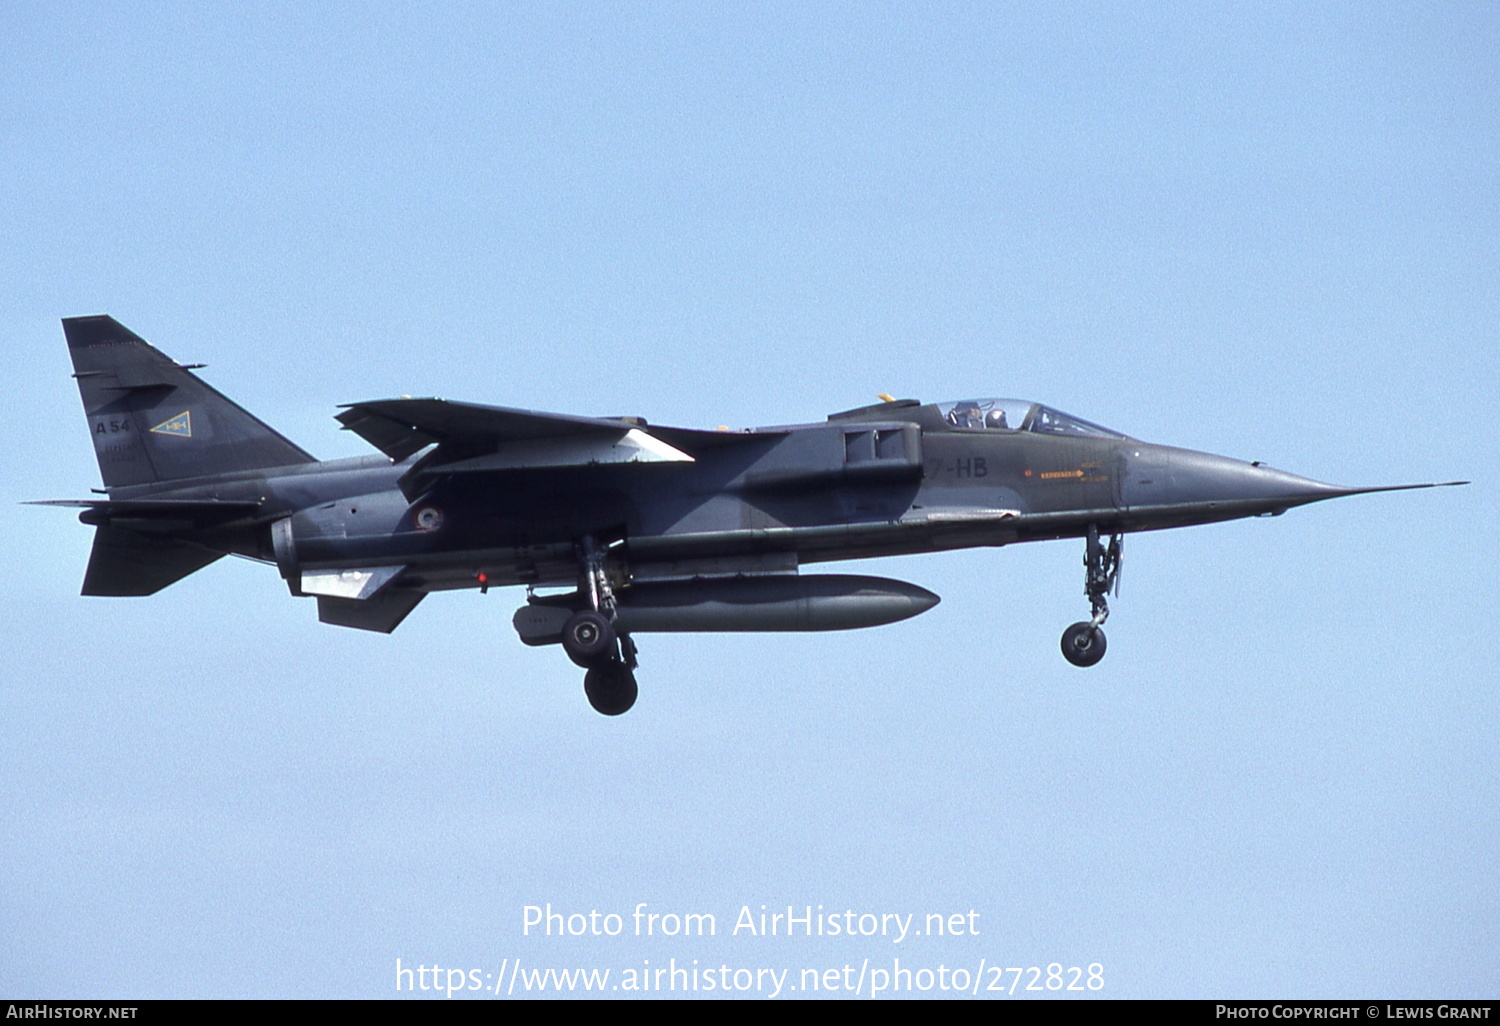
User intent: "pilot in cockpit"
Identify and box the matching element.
[946,402,985,428]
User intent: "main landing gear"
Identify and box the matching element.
[1061,525,1121,668]
[563,537,639,715]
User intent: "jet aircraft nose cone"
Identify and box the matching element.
[1123,445,1356,514]
[1121,445,1464,522]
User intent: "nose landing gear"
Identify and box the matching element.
[1061,525,1121,668]
[1061,620,1107,667]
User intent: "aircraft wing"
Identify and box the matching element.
[339,398,737,497]
[336,398,643,461]
[338,399,786,497]
[339,398,784,454]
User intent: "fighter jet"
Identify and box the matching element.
[36,316,1464,714]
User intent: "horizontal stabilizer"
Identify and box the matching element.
[81,525,223,596]
[29,497,265,527]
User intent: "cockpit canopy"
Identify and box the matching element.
[935,398,1128,439]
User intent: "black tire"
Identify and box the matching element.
[1061,622,1107,667]
[584,666,638,716]
[561,611,615,668]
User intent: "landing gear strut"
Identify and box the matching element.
[1061,525,1121,668]
[570,536,638,714]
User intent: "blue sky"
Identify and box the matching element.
[2,1,1496,999]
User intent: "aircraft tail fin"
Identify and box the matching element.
[64,316,317,490]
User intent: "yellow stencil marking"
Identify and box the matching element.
[150,411,192,437]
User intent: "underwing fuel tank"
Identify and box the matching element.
[513,574,940,645]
